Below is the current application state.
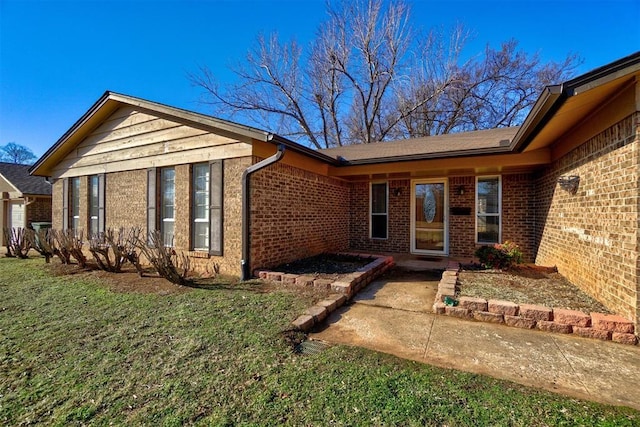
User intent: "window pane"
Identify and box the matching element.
[193,221,209,250]
[371,215,387,239]
[371,183,387,214]
[89,175,99,235]
[477,178,499,214]
[477,215,500,243]
[192,163,210,250]
[162,220,174,247]
[161,168,175,220]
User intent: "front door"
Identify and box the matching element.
[411,180,448,255]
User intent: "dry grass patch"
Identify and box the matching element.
[459,265,612,313]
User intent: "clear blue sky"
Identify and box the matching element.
[1,0,639,157]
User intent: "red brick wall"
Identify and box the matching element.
[349,179,410,253]
[448,176,475,259]
[502,173,536,262]
[250,159,350,270]
[26,197,52,226]
[535,112,639,329]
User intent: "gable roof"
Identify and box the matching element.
[0,162,52,195]
[30,91,338,177]
[319,127,519,164]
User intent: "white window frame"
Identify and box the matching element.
[370,181,388,240]
[192,163,210,251]
[88,175,99,236]
[475,175,502,244]
[160,167,175,247]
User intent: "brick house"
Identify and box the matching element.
[1,162,52,245]
[30,52,640,332]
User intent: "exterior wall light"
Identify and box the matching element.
[456,185,465,195]
[558,175,580,194]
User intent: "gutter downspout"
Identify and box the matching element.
[241,143,285,280]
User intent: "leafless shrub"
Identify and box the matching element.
[27,228,55,263]
[89,227,143,274]
[135,230,192,286]
[52,229,87,268]
[3,227,31,258]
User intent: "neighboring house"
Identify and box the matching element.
[0,162,52,244]
[30,52,640,332]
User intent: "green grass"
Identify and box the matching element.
[1,257,638,426]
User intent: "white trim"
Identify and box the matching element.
[369,181,388,240]
[410,178,449,255]
[475,175,502,244]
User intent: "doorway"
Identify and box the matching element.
[411,179,448,255]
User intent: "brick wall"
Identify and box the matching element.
[535,113,639,330]
[502,173,536,262]
[348,175,535,261]
[26,197,52,226]
[51,179,63,230]
[250,159,350,271]
[105,170,147,231]
[349,179,410,253]
[448,176,475,259]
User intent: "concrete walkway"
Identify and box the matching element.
[310,273,640,410]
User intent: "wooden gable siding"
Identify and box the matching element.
[51,106,252,179]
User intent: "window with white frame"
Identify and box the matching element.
[160,167,175,246]
[192,163,210,251]
[88,175,100,235]
[476,176,501,244]
[69,177,80,231]
[370,182,388,239]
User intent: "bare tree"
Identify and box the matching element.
[192,0,579,147]
[0,143,37,165]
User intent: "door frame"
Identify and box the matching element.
[410,178,449,256]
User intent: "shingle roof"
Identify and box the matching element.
[0,162,52,195]
[318,127,520,163]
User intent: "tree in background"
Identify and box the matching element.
[192,0,579,149]
[0,143,37,165]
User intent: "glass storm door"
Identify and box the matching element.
[411,180,448,255]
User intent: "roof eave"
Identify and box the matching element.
[338,146,513,166]
[511,51,640,152]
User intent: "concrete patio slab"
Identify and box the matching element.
[353,271,439,312]
[311,273,640,410]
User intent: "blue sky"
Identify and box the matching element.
[1,0,639,157]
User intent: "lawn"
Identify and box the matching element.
[1,257,638,426]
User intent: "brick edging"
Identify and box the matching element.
[433,266,638,346]
[255,253,395,332]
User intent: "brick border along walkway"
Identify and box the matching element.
[255,253,395,332]
[433,264,638,346]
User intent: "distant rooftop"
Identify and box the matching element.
[0,162,52,195]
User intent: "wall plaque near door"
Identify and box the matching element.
[450,207,471,216]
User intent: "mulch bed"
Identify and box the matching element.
[271,253,375,281]
[458,264,612,314]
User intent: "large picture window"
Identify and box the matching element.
[370,182,388,239]
[476,176,501,244]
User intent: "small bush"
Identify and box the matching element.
[475,241,523,269]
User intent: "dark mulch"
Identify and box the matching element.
[271,253,375,279]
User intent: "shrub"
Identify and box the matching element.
[475,241,523,269]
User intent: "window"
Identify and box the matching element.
[370,182,388,239]
[191,161,223,255]
[87,174,105,236]
[476,176,501,244]
[160,168,175,246]
[69,177,80,231]
[192,163,210,251]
